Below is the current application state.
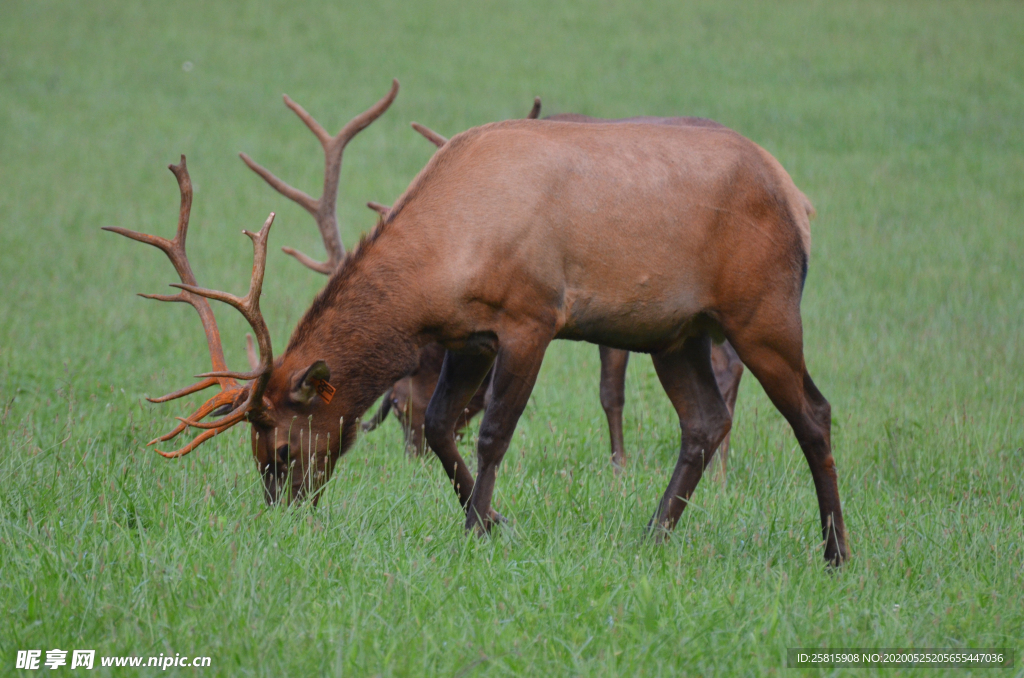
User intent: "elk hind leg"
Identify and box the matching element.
[710,339,744,482]
[727,317,848,565]
[599,346,630,470]
[649,335,733,537]
[454,371,491,439]
[360,387,394,433]
[406,371,441,456]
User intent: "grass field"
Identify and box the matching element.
[1,0,1022,675]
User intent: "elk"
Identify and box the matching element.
[113,86,847,564]
[246,91,744,473]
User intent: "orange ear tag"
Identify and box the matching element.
[313,378,335,404]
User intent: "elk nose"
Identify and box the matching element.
[275,444,290,465]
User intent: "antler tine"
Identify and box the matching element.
[241,79,400,276]
[168,155,193,239]
[146,377,220,404]
[280,246,334,274]
[176,406,248,431]
[366,201,390,217]
[154,416,243,459]
[336,78,401,145]
[528,96,542,119]
[238,152,319,216]
[102,226,175,255]
[280,95,332,145]
[411,122,448,148]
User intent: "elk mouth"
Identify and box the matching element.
[261,443,299,505]
[262,462,302,505]
[261,456,330,505]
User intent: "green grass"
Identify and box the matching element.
[1,0,1022,675]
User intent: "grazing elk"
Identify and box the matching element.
[111,83,847,564]
[240,88,744,470]
[237,88,646,466]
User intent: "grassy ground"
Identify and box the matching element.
[1,0,1022,675]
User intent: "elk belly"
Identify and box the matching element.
[556,284,705,353]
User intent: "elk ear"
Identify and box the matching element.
[290,360,331,405]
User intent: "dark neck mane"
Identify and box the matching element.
[282,126,492,415]
[285,229,422,418]
[292,123,486,341]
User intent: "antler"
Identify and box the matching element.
[365,201,389,217]
[104,156,275,458]
[410,122,447,148]
[240,79,400,274]
[528,96,542,119]
[412,96,542,149]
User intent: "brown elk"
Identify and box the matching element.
[112,83,847,564]
[395,100,748,476]
[240,88,744,471]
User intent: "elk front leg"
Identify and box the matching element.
[465,332,549,534]
[649,335,733,537]
[424,351,495,507]
[598,346,629,469]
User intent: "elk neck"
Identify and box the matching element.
[282,226,434,420]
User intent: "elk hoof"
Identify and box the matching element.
[487,508,508,525]
[645,516,674,543]
[466,507,507,535]
[824,547,849,570]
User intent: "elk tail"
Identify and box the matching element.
[799,190,816,220]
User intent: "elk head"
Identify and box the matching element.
[108,82,401,504]
[106,157,351,504]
